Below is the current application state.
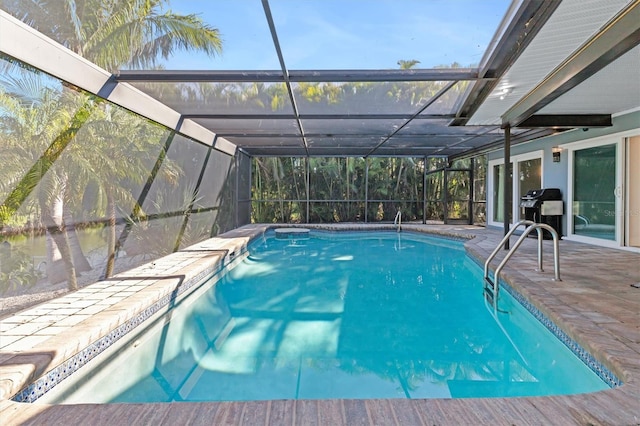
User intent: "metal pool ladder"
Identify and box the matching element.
[484,219,561,307]
[394,210,402,232]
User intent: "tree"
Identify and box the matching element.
[0,71,94,289]
[397,59,421,69]
[0,0,223,286]
[0,0,222,72]
[71,106,177,278]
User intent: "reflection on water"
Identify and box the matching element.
[38,232,609,403]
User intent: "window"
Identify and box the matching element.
[488,151,543,228]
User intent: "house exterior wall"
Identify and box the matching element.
[486,110,640,241]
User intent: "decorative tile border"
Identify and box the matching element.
[280,223,472,236]
[12,247,249,403]
[500,282,622,388]
[467,252,623,389]
[276,225,470,244]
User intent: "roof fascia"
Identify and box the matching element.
[502,0,640,128]
[450,0,561,126]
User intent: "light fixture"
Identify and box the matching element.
[499,87,513,100]
[552,146,562,162]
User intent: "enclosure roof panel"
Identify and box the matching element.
[1,0,638,158]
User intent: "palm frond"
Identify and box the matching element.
[84,6,222,70]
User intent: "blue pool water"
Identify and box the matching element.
[40,231,610,403]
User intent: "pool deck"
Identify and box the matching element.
[0,224,639,425]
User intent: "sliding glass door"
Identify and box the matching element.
[566,132,640,249]
[572,144,617,241]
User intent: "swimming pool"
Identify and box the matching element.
[36,230,611,403]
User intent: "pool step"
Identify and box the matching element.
[275,227,310,239]
[484,276,496,305]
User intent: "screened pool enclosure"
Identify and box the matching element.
[1,0,639,309]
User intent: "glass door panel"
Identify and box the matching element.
[492,163,513,223]
[573,144,617,240]
[627,136,640,247]
[517,159,542,220]
[493,164,504,222]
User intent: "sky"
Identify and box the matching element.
[161,0,512,70]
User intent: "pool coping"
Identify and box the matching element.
[1,224,639,424]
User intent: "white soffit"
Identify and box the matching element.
[0,10,110,94]
[538,46,640,115]
[468,0,632,126]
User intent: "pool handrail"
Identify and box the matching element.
[394,210,402,232]
[484,220,561,306]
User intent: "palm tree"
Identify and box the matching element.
[1,0,223,72]
[1,0,223,286]
[397,59,421,69]
[0,71,94,289]
[70,105,177,278]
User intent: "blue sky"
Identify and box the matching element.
[163,0,511,70]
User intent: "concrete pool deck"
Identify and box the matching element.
[0,224,638,425]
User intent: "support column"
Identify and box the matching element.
[443,165,449,224]
[503,125,512,250]
[423,155,427,224]
[469,157,475,225]
[364,159,369,223]
[306,157,310,224]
